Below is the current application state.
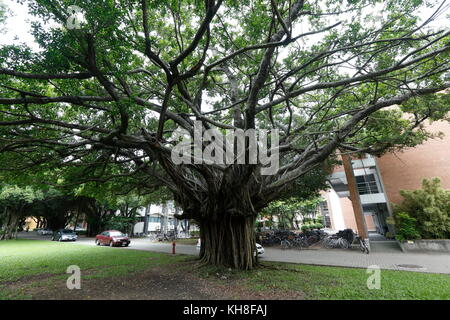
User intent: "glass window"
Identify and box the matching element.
[356,174,379,194]
[109,231,124,237]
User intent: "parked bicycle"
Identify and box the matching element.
[280,239,292,249]
[322,236,350,249]
[155,231,177,242]
[322,229,370,254]
[259,229,326,250]
[353,234,370,254]
[291,237,310,249]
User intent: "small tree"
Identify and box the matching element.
[261,196,323,230]
[393,178,450,239]
[105,216,136,234]
[0,185,43,239]
[393,212,421,241]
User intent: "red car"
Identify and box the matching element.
[95,230,130,247]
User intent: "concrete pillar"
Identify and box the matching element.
[143,204,150,235]
[341,154,369,240]
[161,203,168,234]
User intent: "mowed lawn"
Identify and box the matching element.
[229,263,450,300]
[0,239,186,299]
[0,239,449,300]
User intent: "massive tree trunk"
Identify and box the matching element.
[199,214,257,270]
[168,160,268,270]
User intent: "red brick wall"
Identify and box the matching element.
[365,215,376,231]
[377,120,450,204]
[329,120,450,230]
[340,197,357,231]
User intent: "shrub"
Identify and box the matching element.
[385,216,395,227]
[105,216,136,234]
[255,221,264,232]
[394,212,421,242]
[301,225,310,232]
[385,232,395,240]
[393,178,450,239]
[315,223,324,229]
[190,230,200,237]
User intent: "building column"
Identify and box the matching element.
[143,204,150,235]
[161,203,168,234]
[341,154,369,240]
[373,157,396,234]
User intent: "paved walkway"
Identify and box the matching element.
[18,233,450,274]
[369,232,391,242]
[261,246,450,274]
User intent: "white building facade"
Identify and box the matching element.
[133,201,198,236]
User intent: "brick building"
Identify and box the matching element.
[321,120,450,237]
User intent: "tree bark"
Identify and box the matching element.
[73,210,80,232]
[3,210,19,240]
[199,214,257,270]
[0,209,12,240]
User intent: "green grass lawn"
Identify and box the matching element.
[246,263,450,299]
[1,239,449,300]
[189,262,450,300]
[0,239,185,282]
[171,238,199,245]
[0,239,186,299]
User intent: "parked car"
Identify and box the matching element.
[196,239,265,256]
[255,243,265,255]
[38,228,53,236]
[95,230,130,247]
[52,229,77,241]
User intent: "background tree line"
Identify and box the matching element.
[0,180,166,239]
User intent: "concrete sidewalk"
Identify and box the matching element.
[260,246,450,274]
[18,232,450,274]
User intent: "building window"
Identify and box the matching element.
[319,201,331,228]
[355,174,379,195]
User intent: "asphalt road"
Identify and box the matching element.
[18,232,450,274]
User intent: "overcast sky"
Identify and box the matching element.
[1,0,37,49]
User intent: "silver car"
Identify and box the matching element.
[255,243,265,255]
[38,228,53,235]
[52,229,78,241]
